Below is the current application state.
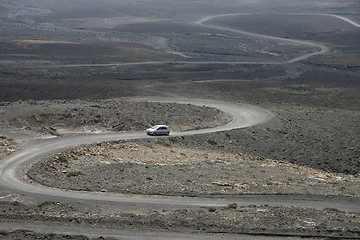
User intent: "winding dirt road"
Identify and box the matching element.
[1,98,359,240]
[195,13,330,64]
[2,12,360,239]
[0,98,359,214]
[0,98,273,201]
[30,13,359,69]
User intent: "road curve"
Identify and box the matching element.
[1,97,359,213]
[195,13,330,63]
[23,13,359,69]
[2,12,360,239]
[0,98,272,203]
[316,14,360,28]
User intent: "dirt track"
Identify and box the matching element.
[0,0,359,239]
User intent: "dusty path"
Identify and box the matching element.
[1,97,359,213]
[0,98,273,201]
[1,98,359,240]
[2,11,360,239]
[317,14,360,28]
[195,13,330,63]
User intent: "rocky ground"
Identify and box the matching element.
[1,200,359,239]
[0,229,110,240]
[2,97,359,239]
[28,140,359,197]
[0,0,359,239]
[0,99,230,135]
[0,136,17,160]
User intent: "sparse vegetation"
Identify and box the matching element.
[168,137,179,143]
[0,230,10,236]
[67,171,84,177]
[37,201,57,208]
[156,139,171,147]
[57,155,69,163]
[207,139,218,145]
